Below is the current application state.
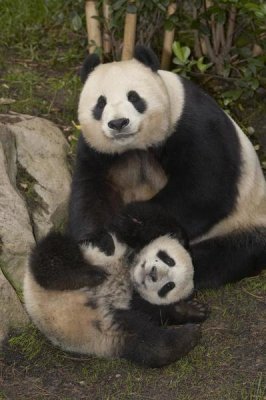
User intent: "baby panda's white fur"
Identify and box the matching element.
[24,232,199,367]
[131,235,193,305]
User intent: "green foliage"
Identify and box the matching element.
[0,0,86,61]
[172,41,212,77]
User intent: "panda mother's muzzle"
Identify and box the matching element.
[108,118,130,131]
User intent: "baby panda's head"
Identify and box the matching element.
[78,46,171,154]
[130,236,194,305]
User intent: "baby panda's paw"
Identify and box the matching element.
[132,235,194,305]
[80,232,128,266]
[80,231,115,256]
[173,298,210,324]
[186,298,210,322]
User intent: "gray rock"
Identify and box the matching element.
[0,269,29,344]
[0,138,35,288]
[6,113,71,239]
[0,112,71,344]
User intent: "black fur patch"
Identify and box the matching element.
[92,95,107,120]
[127,90,147,113]
[134,45,160,72]
[158,282,176,298]
[80,53,101,83]
[157,250,175,267]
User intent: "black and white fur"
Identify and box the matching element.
[68,46,266,289]
[24,211,207,367]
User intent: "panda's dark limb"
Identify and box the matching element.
[30,232,108,290]
[68,134,123,242]
[192,227,266,289]
[131,293,209,325]
[110,202,188,250]
[115,309,201,367]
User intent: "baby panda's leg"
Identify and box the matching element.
[30,232,108,291]
[114,308,201,368]
[109,202,188,251]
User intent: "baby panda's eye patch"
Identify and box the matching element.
[157,250,176,267]
[93,95,107,120]
[127,90,147,113]
[158,282,176,298]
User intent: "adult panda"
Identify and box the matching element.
[68,45,266,289]
[24,208,207,367]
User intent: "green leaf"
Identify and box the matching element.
[172,42,183,60]
[173,57,186,66]
[182,46,191,61]
[196,57,213,72]
[71,15,82,31]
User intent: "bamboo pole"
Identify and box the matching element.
[103,0,112,56]
[161,1,177,70]
[85,0,102,54]
[121,0,137,61]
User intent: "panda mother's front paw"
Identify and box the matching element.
[131,235,194,305]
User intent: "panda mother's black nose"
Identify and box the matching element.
[108,118,129,131]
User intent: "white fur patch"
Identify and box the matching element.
[157,70,185,128]
[131,235,194,305]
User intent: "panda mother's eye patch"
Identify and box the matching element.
[93,95,107,120]
[127,90,147,113]
[158,282,176,297]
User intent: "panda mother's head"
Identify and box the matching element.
[78,47,171,154]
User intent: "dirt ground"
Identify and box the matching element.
[1,272,265,400]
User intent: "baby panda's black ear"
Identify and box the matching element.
[134,45,160,72]
[80,53,101,83]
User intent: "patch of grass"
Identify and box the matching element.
[8,325,47,360]
[241,374,265,400]
[16,163,43,211]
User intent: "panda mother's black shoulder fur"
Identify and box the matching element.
[68,45,266,289]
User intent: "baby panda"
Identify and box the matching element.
[24,207,207,368]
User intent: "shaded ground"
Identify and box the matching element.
[1,272,265,400]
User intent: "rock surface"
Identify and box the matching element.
[0,113,71,344]
[0,269,29,343]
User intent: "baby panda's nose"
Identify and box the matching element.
[149,266,158,282]
[108,118,129,131]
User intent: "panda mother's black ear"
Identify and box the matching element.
[80,53,101,83]
[134,45,160,72]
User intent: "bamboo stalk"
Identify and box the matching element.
[161,1,177,70]
[121,0,137,60]
[103,0,112,56]
[85,0,102,53]
[193,5,202,58]
[224,6,237,55]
